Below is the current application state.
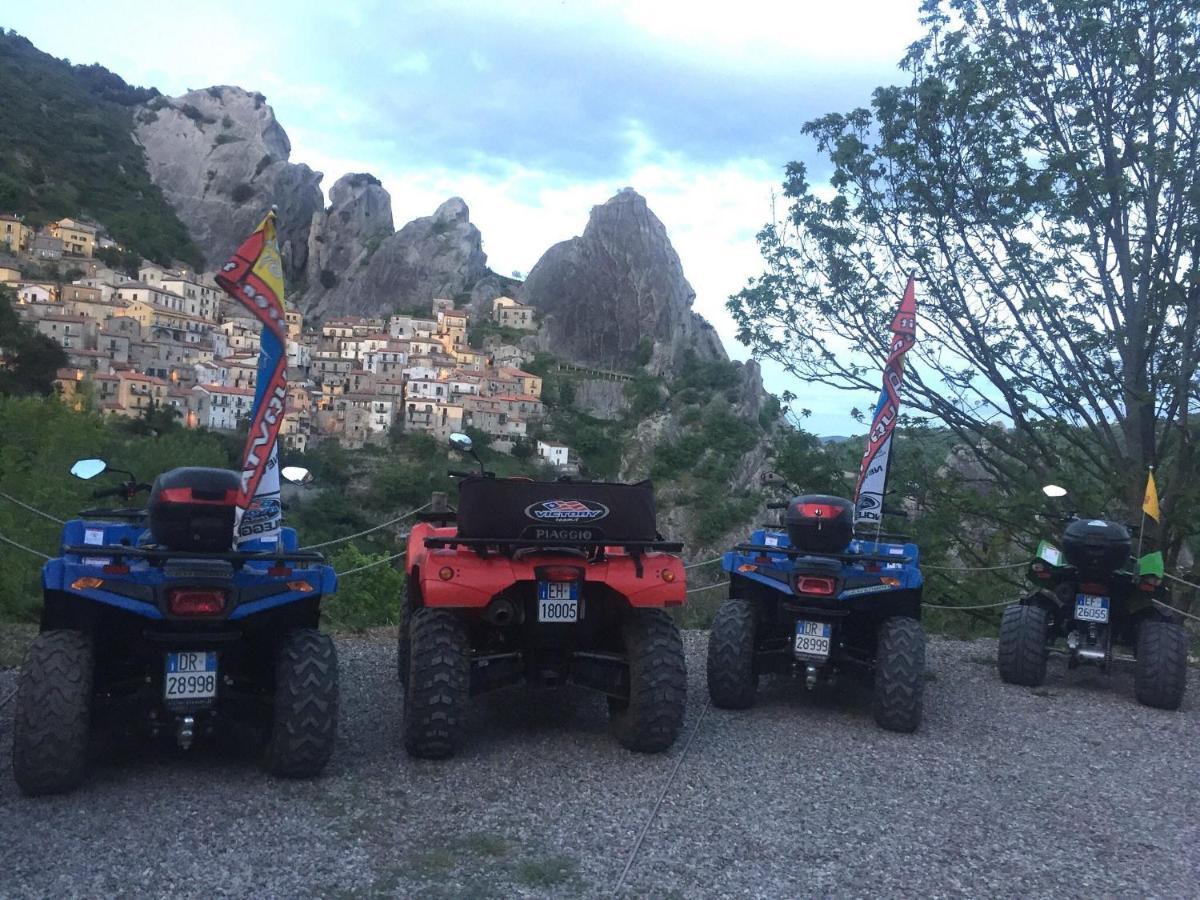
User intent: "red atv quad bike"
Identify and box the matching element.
[400,433,688,759]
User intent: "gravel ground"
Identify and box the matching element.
[0,632,1197,898]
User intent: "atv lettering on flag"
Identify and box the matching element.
[215,211,289,546]
[854,276,918,526]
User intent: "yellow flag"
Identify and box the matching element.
[1143,471,1160,522]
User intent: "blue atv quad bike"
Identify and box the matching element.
[706,481,927,732]
[11,458,339,796]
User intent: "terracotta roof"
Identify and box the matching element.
[194,383,256,396]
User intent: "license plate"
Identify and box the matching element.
[794,620,832,659]
[165,651,218,701]
[537,581,579,623]
[1075,594,1109,623]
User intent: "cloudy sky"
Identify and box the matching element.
[5,0,923,434]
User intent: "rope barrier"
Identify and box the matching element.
[0,490,66,525]
[300,503,430,550]
[1154,599,1200,624]
[923,599,1014,610]
[613,698,711,894]
[0,532,52,561]
[683,557,721,570]
[922,561,1027,572]
[685,581,728,595]
[1166,572,1200,591]
[334,545,409,577]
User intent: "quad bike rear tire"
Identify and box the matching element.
[706,598,759,709]
[403,608,470,759]
[266,629,339,778]
[1135,619,1188,711]
[396,591,412,685]
[998,603,1048,687]
[873,616,926,733]
[12,629,94,796]
[609,609,687,753]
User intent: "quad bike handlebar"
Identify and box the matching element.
[91,482,151,501]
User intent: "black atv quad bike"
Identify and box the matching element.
[998,485,1187,710]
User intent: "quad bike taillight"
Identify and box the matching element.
[540,566,581,582]
[795,576,836,596]
[168,588,227,617]
[1138,575,1162,592]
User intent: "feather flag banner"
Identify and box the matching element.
[853,276,918,525]
[215,211,288,546]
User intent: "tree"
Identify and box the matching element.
[0,287,67,396]
[731,0,1200,560]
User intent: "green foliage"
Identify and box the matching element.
[730,0,1200,561]
[633,336,654,367]
[324,547,405,630]
[0,396,235,621]
[0,287,67,396]
[770,429,847,496]
[651,409,758,480]
[624,375,665,418]
[0,30,201,267]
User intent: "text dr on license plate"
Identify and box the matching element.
[165,651,218,701]
[794,620,832,658]
[537,580,579,623]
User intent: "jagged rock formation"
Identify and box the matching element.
[521,188,726,378]
[305,173,393,296]
[301,197,490,320]
[133,86,323,273]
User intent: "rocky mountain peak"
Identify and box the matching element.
[520,188,726,377]
[434,197,470,225]
[301,196,489,319]
[134,86,323,274]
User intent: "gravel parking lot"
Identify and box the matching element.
[1,631,1197,898]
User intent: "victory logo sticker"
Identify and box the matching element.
[524,499,610,524]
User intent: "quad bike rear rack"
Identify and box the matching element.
[62,544,327,568]
[735,543,912,565]
[424,536,684,576]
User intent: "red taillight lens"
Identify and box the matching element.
[541,566,580,582]
[268,565,292,577]
[158,487,238,505]
[102,563,130,575]
[1139,576,1161,592]
[1080,582,1108,595]
[796,503,842,519]
[796,576,835,595]
[169,589,226,616]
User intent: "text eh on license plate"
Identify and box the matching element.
[165,651,218,701]
[794,620,832,659]
[537,580,579,623]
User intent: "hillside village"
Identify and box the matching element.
[0,211,573,465]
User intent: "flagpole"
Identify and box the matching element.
[1137,465,1152,559]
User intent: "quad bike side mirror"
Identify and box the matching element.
[1042,484,1068,498]
[281,466,313,485]
[448,432,473,453]
[70,458,108,480]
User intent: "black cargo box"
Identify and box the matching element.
[1063,518,1131,573]
[149,467,240,552]
[456,477,657,544]
[786,494,855,554]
